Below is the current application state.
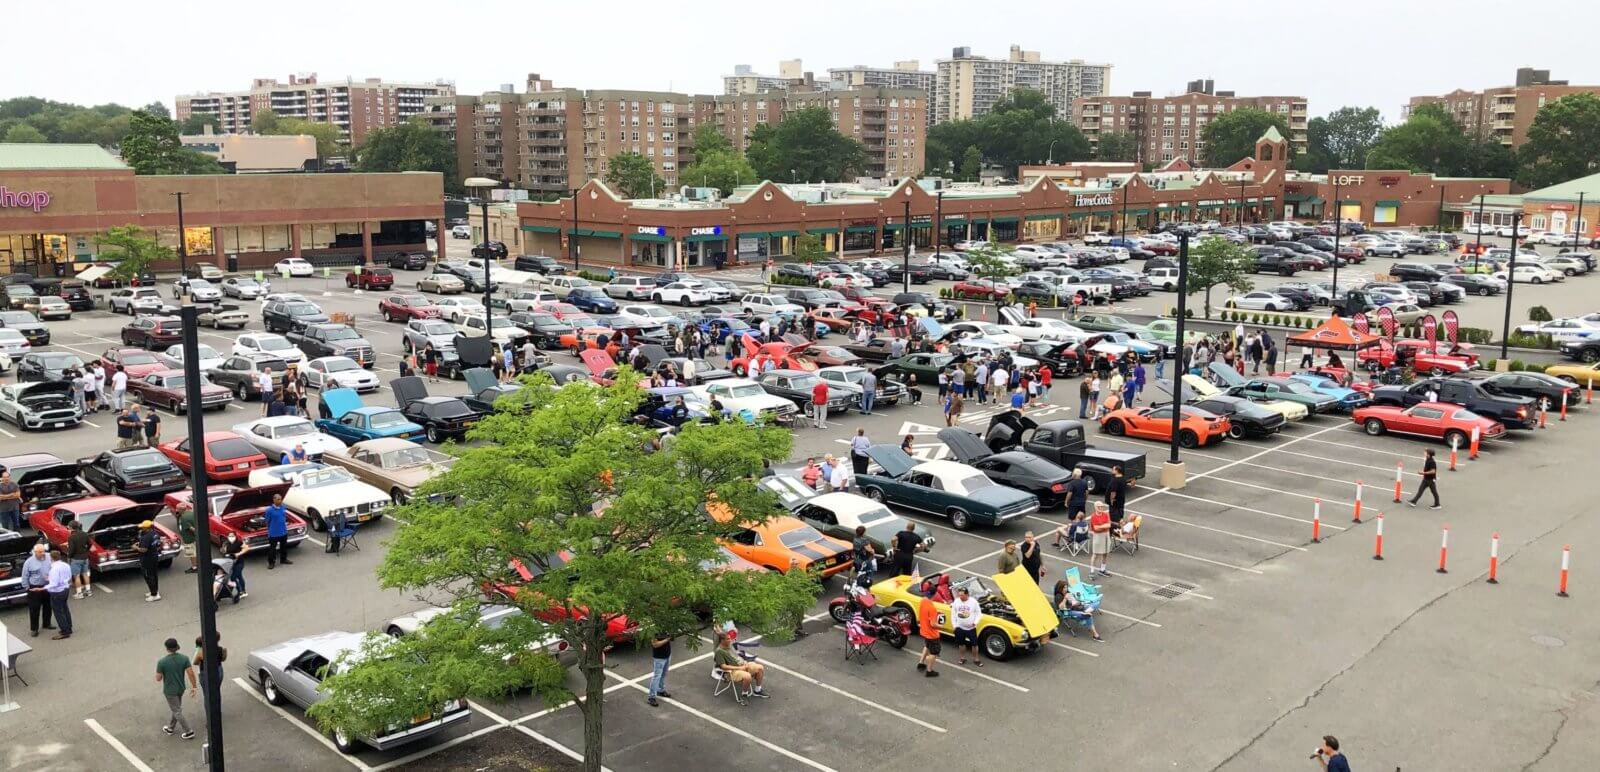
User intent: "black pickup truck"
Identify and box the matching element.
[1370,377,1536,429]
[287,323,376,368]
[982,411,1147,494]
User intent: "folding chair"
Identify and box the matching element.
[1057,521,1090,557]
[1064,567,1103,606]
[328,514,360,555]
[711,666,750,705]
[1113,514,1141,556]
[843,617,879,666]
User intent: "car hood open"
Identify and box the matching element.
[16,462,82,487]
[937,427,993,465]
[87,502,166,532]
[863,444,918,479]
[320,388,364,421]
[14,380,74,401]
[454,335,494,368]
[463,367,498,394]
[218,482,293,515]
[390,376,431,411]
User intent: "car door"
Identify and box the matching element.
[281,650,329,708]
[331,413,365,442]
[1396,406,1443,435]
[794,504,848,543]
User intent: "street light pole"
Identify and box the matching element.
[173,192,189,277]
[1573,192,1586,250]
[1119,181,1129,244]
[1169,232,1192,468]
[1330,177,1342,302]
[1047,138,1058,166]
[178,290,225,770]
[1473,195,1485,272]
[571,187,581,272]
[902,194,912,293]
[464,177,499,341]
[1500,212,1523,361]
[934,190,944,262]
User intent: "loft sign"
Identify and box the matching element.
[0,187,51,212]
[1332,175,1366,186]
[1075,193,1113,207]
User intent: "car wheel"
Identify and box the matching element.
[1364,418,1386,436]
[947,507,973,530]
[1227,424,1246,440]
[862,487,885,503]
[1479,287,1492,297]
[1104,419,1125,436]
[235,382,250,400]
[1578,348,1600,364]
[1265,304,1277,312]
[1365,249,1376,257]
[260,673,286,705]
[1178,429,1199,449]
[979,627,1013,661]
[386,625,406,638]
[1443,429,1467,449]
[306,508,326,532]
[332,728,359,755]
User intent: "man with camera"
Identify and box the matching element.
[1312,735,1350,771]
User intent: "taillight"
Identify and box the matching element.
[1516,407,1528,418]
[1051,483,1066,493]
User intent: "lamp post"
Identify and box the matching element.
[1161,231,1192,489]
[177,287,225,769]
[464,177,498,341]
[1047,138,1059,166]
[1499,212,1523,360]
[934,190,944,262]
[570,187,581,272]
[1573,192,1586,250]
[1119,180,1130,244]
[1237,176,1247,225]
[902,189,913,293]
[173,192,189,277]
[1473,194,1485,272]
[1330,176,1342,302]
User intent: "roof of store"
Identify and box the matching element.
[1521,171,1600,202]
[0,143,129,170]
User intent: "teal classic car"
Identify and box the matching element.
[880,351,964,385]
[314,388,426,444]
[1283,372,1372,412]
[1210,363,1341,415]
[854,445,1039,530]
[1140,319,1208,346]
[1071,313,1139,333]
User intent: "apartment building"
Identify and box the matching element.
[1073,82,1308,165]
[1404,68,1599,148]
[422,75,583,195]
[934,45,1111,123]
[715,88,927,180]
[723,61,808,95]
[828,62,937,128]
[175,73,454,145]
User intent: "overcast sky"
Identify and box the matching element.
[11,0,1597,124]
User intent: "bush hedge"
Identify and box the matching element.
[1528,305,1553,323]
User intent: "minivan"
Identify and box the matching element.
[603,277,654,300]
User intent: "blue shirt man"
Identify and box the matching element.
[265,500,289,539]
[21,545,52,589]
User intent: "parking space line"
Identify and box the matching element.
[1295,435,1425,458]
[886,642,1035,688]
[1091,435,1233,460]
[916,555,1167,626]
[1097,510,1307,551]
[1205,474,1359,508]
[603,670,839,772]
[1129,421,1355,506]
[1254,447,1421,476]
[83,718,155,772]
[1224,461,1365,489]
[367,725,507,772]
[509,724,609,771]
[1150,490,1347,533]
[232,677,372,770]
[0,427,14,438]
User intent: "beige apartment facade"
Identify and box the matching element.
[935,45,1111,123]
[1073,88,1308,165]
[176,73,454,145]
[1405,68,1599,148]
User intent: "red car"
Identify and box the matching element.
[1334,245,1366,264]
[546,303,587,320]
[1143,241,1179,256]
[126,369,234,413]
[579,349,619,385]
[1357,339,1477,376]
[1101,404,1231,448]
[1352,401,1505,446]
[102,347,168,379]
[120,315,183,349]
[164,483,307,551]
[731,338,817,375]
[379,293,442,322]
[159,431,271,482]
[31,496,178,575]
[346,268,395,290]
[485,553,638,644]
[952,278,1011,300]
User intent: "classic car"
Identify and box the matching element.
[1083,332,1162,361]
[879,351,964,385]
[126,369,233,414]
[79,448,187,500]
[855,445,1038,530]
[757,475,932,557]
[157,343,226,373]
[17,351,83,382]
[0,381,83,430]
[166,482,308,549]
[1016,340,1086,377]
[868,570,1057,660]
[0,310,50,346]
[1281,372,1373,411]
[704,495,853,577]
[1356,339,1477,376]
[232,333,308,368]
[484,552,638,643]
[628,344,731,384]
[688,377,800,423]
[815,365,905,408]
[755,368,856,413]
[221,277,264,299]
[1544,361,1600,388]
[938,427,1076,508]
[232,416,347,461]
[299,356,381,393]
[391,376,485,443]
[1181,373,1308,421]
[248,463,391,531]
[382,604,577,673]
[345,268,394,290]
[1071,313,1139,333]
[1209,364,1340,415]
[101,347,168,379]
[0,454,92,518]
[1449,371,1583,410]
[0,528,36,605]
[1351,402,1505,446]
[323,437,454,504]
[246,631,472,753]
[1186,394,1286,439]
[1100,404,1231,448]
[159,431,272,482]
[315,388,424,444]
[379,293,442,323]
[459,367,522,413]
[1368,377,1535,429]
[31,497,177,574]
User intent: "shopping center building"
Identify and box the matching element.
[0,143,443,274]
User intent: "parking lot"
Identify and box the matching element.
[4,248,1600,771]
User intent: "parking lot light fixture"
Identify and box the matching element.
[1500,212,1523,360]
[1330,176,1342,302]
[178,289,226,770]
[465,177,498,341]
[903,187,913,293]
[1165,232,1192,486]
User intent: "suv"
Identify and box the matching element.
[1251,247,1301,276]
[1389,263,1445,282]
[385,251,431,270]
[119,315,182,349]
[109,287,174,315]
[513,254,566,275]
[740,293,804,317]
[772,287,835,310]
[433,261,497,293]
[603,277,655,300]
[206,354,289,400]
[262,300,331,334]
[287,323,376,367]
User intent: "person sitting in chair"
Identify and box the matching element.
[714,634,767,698]
[1054,512,1089,551]
[1052,580,1102,641]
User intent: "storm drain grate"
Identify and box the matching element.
[1150,581,1198,599]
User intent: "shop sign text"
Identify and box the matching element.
[0,187,51,212]
[1075,193,1114,207]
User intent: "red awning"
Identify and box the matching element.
[1288,314,1384,351]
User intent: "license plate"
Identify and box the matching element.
[358,514,371,522]
[49,422,63,428]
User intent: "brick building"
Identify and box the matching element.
[175,73,454,145]
[1405,67,1599,148]
[1073,82,1308,165]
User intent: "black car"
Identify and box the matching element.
[773,287,836,310]
[79,447,189,500]
[652,271,695,287]
[1390,263,1446,283]
[507,312,572,349]
[884,263,933,284]
[1401,281,1446,306]
[1189,395,1285,440]
[1442,273,1501,296]
[0,310,50,346]
[1300,236,1337,251]
[514,255,567,275]
[1270,287,1316,311]
[922,262,970,281]
[851,265,893,285]
[434,262,497,293]
[1010,281,1060,303]
[262,300,330,334]
[1426,281,1466,304]
[34,278,94,311]
[471,241,509,259]
[386,251,432,270]
[17,351,84,383]
[1016,340,1084,377]
[938,427,1074,509]
[755,369,855,412]
[776,264,822,284]
[1370,377,1535,429]
[1448,371,1583,409]
[1250,247,1301,276]
[391,376,486,443]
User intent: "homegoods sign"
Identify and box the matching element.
[0,187,51,213]
[1074,193,1113,207]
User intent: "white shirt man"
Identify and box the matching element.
[91,364,108,404]
[990,366,1009,400]
[111,368,129,410]
[257,369,274,403]
[828,458,851,492]
[949,592,982,631]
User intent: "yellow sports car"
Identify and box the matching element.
[1183,373,1309,421]
[1545,362,1600,388]
[868,570,1057,660]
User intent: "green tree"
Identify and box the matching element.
[119,111,227,175]
[141,101,171,119]
[923,89,1088,175]
[924,119,982,176]
[1295,117,1335,173]
[1184,236,1255,318]
[305,372,818,772]
[354,120,457,188]
[250,109,281,135]
[1320,107,1383,169]
[603,152,666,199]
[1200,108,1290,167]
[1517,92,1600,188]
[690,123,733,157]
[745,107,869,183]
[3,124,46,143]
[961,242,1014,278]
[1094,131,1139,163]
[0,97,137,148]
[792,233,828,263]
[680,145,758,196]
[98,225,174,281]
[958,145,983,181]
[274,117,345,160]
[178,113,221,135]
[1365,108,1469,174]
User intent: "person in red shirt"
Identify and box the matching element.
[811,379,830,430]
[1088,503,1113,577]
[916,594,941,678]
[1038,365,1053,400]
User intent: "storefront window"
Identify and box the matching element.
[1023,218,1060,241]
[842,230,875,252]
[184,227,214,256]
[334,222,364,249]
[310,223,336,249]
[236,227,265,253]
[1372,205,1397,225]
[1339,204,1361,222]
[263,225,292,252]
[155,228,179,250]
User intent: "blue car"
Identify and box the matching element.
[1284,372,1371,412]
[699,317,753,344]
[566,287,619,314]
[314,388,426,444]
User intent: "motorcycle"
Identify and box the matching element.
[827,584,911,649]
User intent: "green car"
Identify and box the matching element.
[1141,319,1208,346]
[1072,313,1139,332]
[855,445,1039,530]
[1209,363,1340,415]
[881,351,963,385]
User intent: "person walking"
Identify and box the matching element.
[810,377,829,430]
[193,634,227,702]
[916,592,941,678]
[68,519,92,598]
[423,344,440,383]
[1123,368,1140,407]
[265,493,293,569]
[949,585,982,667]
[892,522,924,577]
[1408,449,1441,509]
[997,540,1021,574]
[1079,377,1093,418]
[646,633,674,707]
[1262,331,1278,373]
[849,428,871,475]
[1019,531,1044,585]
[0,470,21,532]
[1314,736,1350,772]
[859,367,877,415]
[1038,365,1052,400]
[220,531,249,598]
[136,520,162,601]
[111,365,128,411]
[45,549,72,639]
[1087,375,1103,419]
[142,407,162,448]
[1106,465,1128,527]
[1299,345,1315,369]
[943,390,963,427]
[177,500,199,575]
[22,543,54,636]
[1088,503,1113,577]
[116,406,140,449]
[156,638,197,740]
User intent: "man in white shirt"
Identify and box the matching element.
[828,457,851,493]
[257,367,275,415]
[91,363,109,411]
[111,366,129,411]
[949,585,983,665]
[990,366,1009,405]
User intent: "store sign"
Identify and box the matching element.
[1547,204,1574,211]
[636,226,665,236]
[1377,175,1402,187]
[1075,193,1114,207]
[1332,175,1365,186]
[689,226,722,236]
[1283,183,1304,194]
[0,187,51,213]
[1198,199,1226,206]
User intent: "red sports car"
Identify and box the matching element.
[1100,404,1231,448]
[1351,401,1505,446]
[165,482,307,550]
[346,268,395,290]
[731,338,817,375]
[579,349,619,385]
[159,431,271,482]
[1357,339,1477,376]
[952,278,1012,300]
[485,553,638,644]
[31,496,178,574]
[101,347,168,379]
[379,293,441,322]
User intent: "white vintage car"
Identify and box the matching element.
[690,378,798,423]
[300,356,381,393]
[247,462,390,532]
[232,416,347,461]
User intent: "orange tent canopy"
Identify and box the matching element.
[1287,314,1383,351]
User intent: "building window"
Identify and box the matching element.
[1531,215,1547,230]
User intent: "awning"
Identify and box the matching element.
[991,216,1020,224]
[687,233,727,243]
[941,217,968,226]
[805,227,839,235]
[884,222,932,231]
[736,231,769,240]
[1025,214,1060,222]
[968,217,990,225]
[1302,197,1325,205]
[1377,199,1401,208]
[76,264,112,283]
[845,225,878,234]
[768,230,801,238]
[1068,212,1089,220]
[1337,199,1361,206]
[576,229,620,238]
[521,225,561,234]
[1125,209,1150,216]
[631,232,670,243]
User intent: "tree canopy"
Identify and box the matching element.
[1201,108,1290,167]
[1185,236,1255,318]
[925,88,1090,176]
[305,371,818,771]
[0,96,135,147]
[1094,131,1139,163]
[353,119,457,188]
[3,124,47,143]
[1365,104,1514,178]
[745,107,869,183]
[603,152,667,199]
[1297,107,1383,174]
[681,125,756,196]
[119,111,227,175]
[178,113,221,135]
[98,226,174,280]
[1517,92,1600,188]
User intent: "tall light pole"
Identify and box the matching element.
[570,187,581,272]
[465,177,498,341]
[1047,138,1059,166]
[934,190,944,262]
[1573,192,1587,250]
[177,284,225,769]
[1119,180,1130,243]
[1330,176,1342,303]
[172,192,189,277]
[1162,232,1192,489]
[902,188,913,293]
[1473,194,1486,272]
[1499,212,1523,360]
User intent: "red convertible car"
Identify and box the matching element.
[31,496,178,575]
[485,553,638,644]
[1351,401,1504,446]
[731,337,817,375]
[1357,339,1478,376]
[379,293,442,322]
[101,347,169,379]
[164,482,307,550]
[159,431,271,482]
[952,278,1012,300]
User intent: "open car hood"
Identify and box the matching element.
[88,502,166,532]
[16,462,83,487]
[1208,362,1246,387]
[991,570,1063,640]
[218,482,293,515]
[537,365,590,385]
[463,367,498,394]
[454,334,495,368]
[579,349,616,377]
[389,376,430,411]
[0,529,36,557]
[863,444,918,479]
[757,474,819,511]
[917,317,946,339]
[937,427,993,464]
[15,380,75,401]
[636,344,671,368]
[997,305,1028,327]
[320,388,363,420]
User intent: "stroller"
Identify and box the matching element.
[211,558,242,606]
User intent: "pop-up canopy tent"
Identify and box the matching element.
[1287,314,1383,352]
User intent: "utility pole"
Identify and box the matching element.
[178,287,225,770]
[1330,176,1342,301]
[172,192,189,277]
[902,195,912,293]
[570,187,581,272]
[1500,212,1523,360]
[1473,195,1485,272]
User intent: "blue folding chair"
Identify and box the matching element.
[327,512,360,555]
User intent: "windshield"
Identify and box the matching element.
[121,352,157,365]
[323,359,358,373]
[727,384,765,399]
[420,322,454,335]
[1278,381,1316,395]
[955,473,998,493]
[233,279,260,289]
[0,312,34,323]
[39,353,81,368]
[322,328,359,341]
[284,303,321,315]
[778,524,829,549]
[300,467,355,488]
[191,345,220,359]
[209,438,259,461]
[274,422,317,437]
[257,337,293,351]
[369,411,411,428]
[119,451,172,472]
[381,447,451,468]
[189,280,213,289]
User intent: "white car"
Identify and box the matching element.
[951,338,1038,367]
[461,257,535,286]
[233,416,347,462]
[944,321,1022,348]
[740,293,804,317]
[0,329,32,360]
[1514,318,1600,342]
[260,292,306,305]
[1461,221,1495,235]
[450,224,472,239]
[159,343,225,372]
[382,604,576,669]
[820,272,873,289]
[454,314,526,346]
[996,316,1086,343]
[1224,291,1296,311]
[542,276,592,298]
[301,356,381,392]
[1529,255,1588,276]
[177,278,223,302]
[691,378,798,422]
[1536,231,1583,247]
[953,240,992,251]
[603,277,656,300]
[1365,285,1420,305]
[1495,224,1531,238]
[1492,265,1561,284]
[232,332,308,367]
[247,462,390,532]
[853,258,893,270]
[615,304,679,327]
[652,281,714,306]
[222,277,264,299]
[434,297,486,323]
[275,258,315,277]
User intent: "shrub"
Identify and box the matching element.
[1509,360,1525,371]
[1185,308,1194,319]
[1528,305,1553,323]
[577,269,612,283]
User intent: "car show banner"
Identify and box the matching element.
[1351,313,1370,335]
[1422,314,1438,352]
[1376,306,1396,338]
[1442,310,1459,345]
